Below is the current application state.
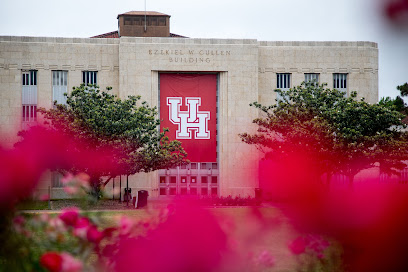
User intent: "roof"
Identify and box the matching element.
[90,30,187,39]
[91,30,119,39]
[117,11,170,18]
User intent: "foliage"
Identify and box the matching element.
[32,84,188,196]
[240,82,408,183]
[397,82,408,97]
[379,82,408,115]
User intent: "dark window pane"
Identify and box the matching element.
[160,176,166,183]
[201,163,207,169]
[211,187,218,196]
[212,163,218,169]
[170,176,176,183]
[160,188,167,195]
[181,176,187,183]
[201,188,208,196]
[191,176,197,183]
[201,176,208,183]
[191,163,197,169]
[211,176,218,184]
[190,187,197,195]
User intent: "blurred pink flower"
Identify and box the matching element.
[256,250,275,267]
[60,253,83,272]
[118,216,133,236]
[288,237,306,255]
[63,186,79,195]
[87,225,104,244]
[59,208,79,227]
[112,204,227,272]
[40,252,62,272]
[61,173,74,185]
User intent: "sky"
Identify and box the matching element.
[0,0,407,99]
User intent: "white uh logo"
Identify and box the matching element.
[167,97,210,139]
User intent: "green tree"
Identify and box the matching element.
[240,82,408,186]
[36,84,188,197]
[397,82,408,97]
[379,82,408,115]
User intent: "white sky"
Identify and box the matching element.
[0,0,407,100]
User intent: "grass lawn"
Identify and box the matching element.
[16,199,50,210]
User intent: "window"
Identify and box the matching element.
[158,17,166,26]
[277,73,291,89]
[333,73,347,93]
[22,70,38,125]
[52,71,68,105]
[22,70,37,86]
[276,73,291,100]
[52,172,63,188]
[160,176,166,183]
[22,105,37,122]
[305,73,319,85]
[82,71,97,85]
[124,17,132,25]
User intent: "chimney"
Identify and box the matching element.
[117,11,171,37]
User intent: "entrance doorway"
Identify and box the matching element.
[158,162,219,196]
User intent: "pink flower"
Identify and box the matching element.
[118,216,133,235]
[288,237,307,255]
[64,186,79,195]
[40,213,50,222]
[40,252,63,272]
[103,227,117,238]
[256,250,275,267]
[72,218,90,239]
[87,225,104,244]
[60,253,83,272]
[61,173,74,185]
[13,215,25,226]
[40,252,82,272]
[59,208,79,227]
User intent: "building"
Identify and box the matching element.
[0,11,379,199]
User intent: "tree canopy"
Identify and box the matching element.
[35,84,188,196]
[240,82,408,185]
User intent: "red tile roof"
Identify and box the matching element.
[90,30,187,39]
[91,30,119,39]
[117,11,170,18]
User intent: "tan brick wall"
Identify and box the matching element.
[258,41,378,105]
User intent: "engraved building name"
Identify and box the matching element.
[148,49,231,63]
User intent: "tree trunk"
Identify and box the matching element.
[89,175,102,200]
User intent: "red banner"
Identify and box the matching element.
[160,73,217,162]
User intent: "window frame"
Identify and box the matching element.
[304,73,320,86]
[82,71,97,85]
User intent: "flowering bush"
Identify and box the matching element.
[0,126,377,272]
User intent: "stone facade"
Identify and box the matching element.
[0,36,378,199]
